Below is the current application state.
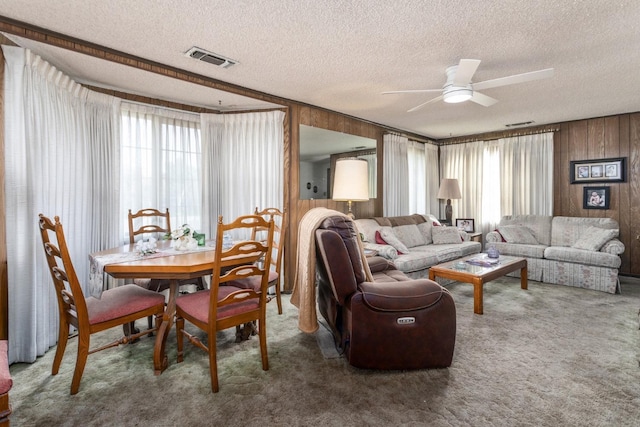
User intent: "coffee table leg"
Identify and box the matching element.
[521,266,528,290]
[473,280,483,315]
[154,278,178,375]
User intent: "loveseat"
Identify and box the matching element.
[354,214,482,279]
[485,215,624,293]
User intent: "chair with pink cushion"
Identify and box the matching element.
[175,214,275,392]
[38,214,166,395]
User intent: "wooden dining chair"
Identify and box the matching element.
[252,207,286,315]
[128,208,171,244]
[38,214,166,395]
[175,214,275,392]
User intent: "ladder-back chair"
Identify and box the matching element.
[38,214,165,394]
[175,214,275,392]
[252,207,286,314]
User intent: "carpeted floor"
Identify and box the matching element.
[8,276,640,426]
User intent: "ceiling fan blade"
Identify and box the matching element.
[470,91,498,107]
[382,89,441,95]
[453,59,481,86]
[407,95,443,113]
[472,68,554,91]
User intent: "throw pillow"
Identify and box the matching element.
[416,221,433,244]
[431,226,462,245]
[392,224,427,248]
[572,226,618,251]
[496,225,538,244]
[379,226,410,254]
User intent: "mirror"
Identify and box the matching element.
[299,125,377,200]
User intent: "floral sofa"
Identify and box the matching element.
[354,214,482,279]
[485,215,625,293]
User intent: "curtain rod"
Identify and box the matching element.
[438,126,560,146]
[384,131,437,145]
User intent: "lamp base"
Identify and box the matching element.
[445,199,453,224]
[346,200,356,219]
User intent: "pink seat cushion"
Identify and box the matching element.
[176,287,260,324]
[86,284,165,325]
[0,340,12,394]
[229,271,278,292]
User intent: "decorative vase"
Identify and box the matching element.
[487,246,500,259]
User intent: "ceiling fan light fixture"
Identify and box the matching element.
[443,86,473,103]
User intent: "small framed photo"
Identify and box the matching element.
[456,218,475,232]
[583,186,610,209]
[570,157,626,183]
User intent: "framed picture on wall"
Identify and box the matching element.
[455,218,475,232]
[570,157,626,183]
[583,186,610,209]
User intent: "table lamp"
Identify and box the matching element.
[437,178,461,225]
[332,158,369,219]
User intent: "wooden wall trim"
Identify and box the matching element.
[0,43,7,339]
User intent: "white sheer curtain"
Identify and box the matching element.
[439,132,554,234]
[407,141,440,215]
[120,103,202,240]
[439,141,485,228]
[383,133,409,216]
[499,133,554,216]
[200,111,285,238]
[358,152,377,199]
[3,46,121,363]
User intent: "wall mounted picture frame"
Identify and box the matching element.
[456,218,475,232]
[583,186,610,209]
[570,157,626,183]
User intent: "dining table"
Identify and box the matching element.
[89,240,217,374]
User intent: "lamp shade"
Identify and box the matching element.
[437,178,462,200]
[332,158,370,202]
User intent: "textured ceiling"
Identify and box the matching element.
[1,1,639,139]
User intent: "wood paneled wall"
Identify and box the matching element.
[553,114,640,275]
[0,39,7,340]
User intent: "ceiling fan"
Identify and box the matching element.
[383,59,554,113]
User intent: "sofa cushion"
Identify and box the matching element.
[393,224,428,248]
[364,242,398,260]
[354,218,381,243]
[378,227,410,254]
[432,227,462,244]
[499,215,552,246]
[571,226,618,251]
[485,242,547,259]
[416,221,433,244]
[496,225,539,244]
[544,246,622,269]
[551,216,620,247]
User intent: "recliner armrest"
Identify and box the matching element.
[367,256,395,273]
[358,280,450,312]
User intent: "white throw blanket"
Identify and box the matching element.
[291,208,373,333]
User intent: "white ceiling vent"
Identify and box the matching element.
[185,47,237,68]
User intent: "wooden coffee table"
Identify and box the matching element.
[428,254,527,315]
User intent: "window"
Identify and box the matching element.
[120,104,202,242]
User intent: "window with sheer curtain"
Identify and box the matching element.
[120,104,202,242]
[439,133,554,234]
[384,134,440,216]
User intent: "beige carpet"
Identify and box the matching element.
[8,276,640,426]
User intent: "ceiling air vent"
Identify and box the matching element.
[184,47,237,69]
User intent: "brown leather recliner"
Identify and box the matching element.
[315,215,456,369]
